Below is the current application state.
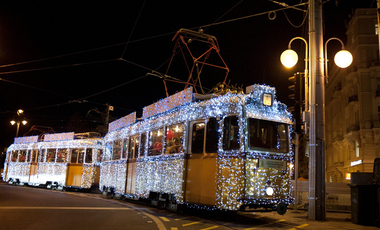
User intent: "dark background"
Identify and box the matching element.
[0,0,375,151]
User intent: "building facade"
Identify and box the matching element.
[326,8,380,182]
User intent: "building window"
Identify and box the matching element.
[355,141,360,158]
[376,23,378,35]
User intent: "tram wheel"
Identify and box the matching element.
[276,202,287,215]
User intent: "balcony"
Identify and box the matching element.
[348,95,358,104]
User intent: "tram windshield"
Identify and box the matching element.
[248,118,288,153]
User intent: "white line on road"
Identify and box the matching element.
[0,207,132,210]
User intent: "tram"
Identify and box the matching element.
[3,132,103,190]
[100,84,293,214]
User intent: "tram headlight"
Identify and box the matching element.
[266,187,274,196]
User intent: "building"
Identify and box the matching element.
[325,8,380,182]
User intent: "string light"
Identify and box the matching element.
[101,84,293,211]
[4,134,103,189]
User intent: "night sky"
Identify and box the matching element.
[0,0,375,150]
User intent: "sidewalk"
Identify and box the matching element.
[241,209,379,229]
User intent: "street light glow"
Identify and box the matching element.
[10,120,16,125]
[280,49,298,68]
[334,50,353,68]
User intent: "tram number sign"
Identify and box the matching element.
[259,159,286,170]
[262,93,273,106]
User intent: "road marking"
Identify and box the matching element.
[182,221,200,226]
[171,228,178,230]
[160,216,170,222]
[0,207,131,210]
[141,211,167,230]
[287,224,309,230]
[200,225,219,230]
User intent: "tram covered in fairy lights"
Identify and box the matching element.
[3,132,103,190]
[100,84,294,214]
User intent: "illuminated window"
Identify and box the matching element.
[31,150,39,163]
[85,148,93,163]
[57,148,68,163]
[40,149,46,163]
[140,133,147,157]
[128,135,139,159]
[104,142,112,161]
[166,123,185,154]
[97,149,103,163]
[191,122,205,153]
[112,140,122,160]
[26,150,32,162]
[18,150,27,162]
[11,150,18,162]
[248,118,288,153]
[223,116,239,150]
[47,149,56,163]
[149,128,164,156]
[122,138,128,159]
[71,148,85,163]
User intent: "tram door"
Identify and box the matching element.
[185,118,219,205]
[66,148,85,187]
[28,150,39,183]
[126,136,138,194]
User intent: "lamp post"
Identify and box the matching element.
[281,38,352,221]
[10,109,27,137]
[324,37,353,83]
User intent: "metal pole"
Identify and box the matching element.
[377,0,380,60]
[294,133,299,211]
[308,0,326,221]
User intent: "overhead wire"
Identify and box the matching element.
[120,0,146,59]
[1,1,308,110]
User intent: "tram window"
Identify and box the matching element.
[113,140,122,160]
[129,135,139,159]
[85,148,92,163]
[248,118,288,152]
[97,149,103,162]
[18,150,27,162]
[32,150,39,163]
[149,128,164,156]
[206,118,220,153]
[78,150,84,163]
[166,123,185,154]
[191,122,205,154]
[104,142,112,161]
[223,116,240,150]
[27,150,32,162]
[40,149,46,163]
[11,150,18,162]
[46,149,56,162]
[140,133,147,157]
[71,148,85,163]
[57,149,68,163]
[122,138,128,159]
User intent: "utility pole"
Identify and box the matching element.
[308,0,326,221]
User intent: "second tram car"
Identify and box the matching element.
[3,132,103,190]
[100,84,293,214]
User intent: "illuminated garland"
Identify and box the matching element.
[3,137,103,189]
[101,84,293,211]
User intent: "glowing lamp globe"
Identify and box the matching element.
[334,50,353,68]
[280,49,298,68]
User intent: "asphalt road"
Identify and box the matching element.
[2,181,365,230]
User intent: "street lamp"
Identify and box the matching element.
[324,37,353,82]
[281,37,352,220]
[10,109,27,137]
